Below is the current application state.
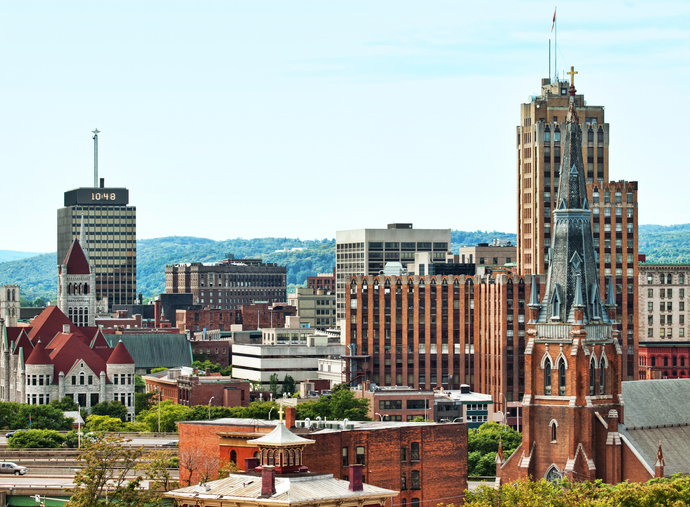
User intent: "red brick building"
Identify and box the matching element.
[178,376,250,408]
[354,384,434,422]
[307,268,336,293]
[176,308,241,335]
[177,407,467,505]
[189,339,231,369]
[240,303,296,331]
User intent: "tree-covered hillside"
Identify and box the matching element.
[2,227,689,302]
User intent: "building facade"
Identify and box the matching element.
[287,288,336,331]
[336,224,451,323]
[516,74,639,381]
[57,184,136,310]
[57,237,96,327]
[0,285,20,328]
[456,241,517,268]
[165,255,287,310]
[307,268,336,293]
[637,263,690,379]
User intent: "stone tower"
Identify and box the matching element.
[498,82,623,484]
[57,234,96,327]
[0,285,20,327]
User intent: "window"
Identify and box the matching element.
[589,361,595,396]
[551,421,557,442]
[600,357,606,395]
[356,446,365,465]
[411,470,420,490]
[401,448,407,462]
[401,474,407,490]
[71,376,76,385]
[342,447,348,466]
[412,499,420,507]
[558,359,566,396]
[544,361,552,395]
[411,442,420,461]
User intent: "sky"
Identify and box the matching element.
[2,1,689,253]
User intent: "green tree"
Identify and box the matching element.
[136,400,192,433]
[150,367,168,374]
[135,392,156,416]
[468,422,521,455]
[16,404,73,430]
[85,415,127,432]
[282,374,296,396]
[8,429,65,449]
[50,396,79,411]
[67,434,163,507]
[295,385,370,421]
[90,401,128,422]
[0,402,22,429]
[134,375,146,393]
[269,373,280,397]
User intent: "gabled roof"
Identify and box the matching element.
[62,238,91,274]
[90,330,113,361]
[12,330,34,356]
[107,341,135,365]
[25,340,52,365]
[49,333,108,377]
[27,307,82,344]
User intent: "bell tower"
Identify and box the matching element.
[499,81,623,484]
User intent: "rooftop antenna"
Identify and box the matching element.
[92,128,100,188]
[551,7,557,83]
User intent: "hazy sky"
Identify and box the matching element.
[2,1,689,253]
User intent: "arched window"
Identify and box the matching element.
[667,274,673,284]
[600,357,606,395]
[295,449,301,465]
[651,356,656,367]
[544,362,552,395]
[680,274,685,284]
[558,359,566,396]
[84,283,88,295]
[262,449,267,465]
[230,450,237,464]
[545,465,561,482]
[289,450,294,466]
[589,360,596,396]
[681,357,686,367]
[550,420,557,442]
[11,289,15,301]
[80,372,85,385]
[664,356,669,367]
[268,450,274,466]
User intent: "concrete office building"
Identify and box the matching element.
[456,240,517,268]
[335,224,451,323]
[57,182,136,310]
[516,73,639,380]
[637,263,690,379]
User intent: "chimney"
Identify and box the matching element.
[154,299,161,328]
[99,178,105,188]
[348,464,363,491]
[63,324,71,333]
[285,406,296,428]
[205,368,211,376]
[608,409,619,433]
[261,466,276,497]
[244,457,259,472]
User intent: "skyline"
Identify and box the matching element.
[2,1,689,253]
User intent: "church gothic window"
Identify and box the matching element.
[546,465,560,482]
[558,359,566,396]
[589,360,596,396]
[600,357,606,394]
[544,361,552,395]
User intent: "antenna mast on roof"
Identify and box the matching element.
[92,128,100,188]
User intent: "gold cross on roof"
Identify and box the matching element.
[567,66,578,87]
[278,405,284,423]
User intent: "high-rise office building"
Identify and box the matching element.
[516,73,639,380]
[57,182,136,310]
[335,224,451,323]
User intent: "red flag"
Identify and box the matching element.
[551,10,556,32]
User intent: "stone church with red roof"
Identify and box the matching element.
[0,304,136,420]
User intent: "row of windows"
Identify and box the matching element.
[648,315,686,326]
[647,274,686,285]
[648,301,685,312]
[28,375,51,386]
[648,327,685,338]
[646,355,687,367]
[648,288,685,298]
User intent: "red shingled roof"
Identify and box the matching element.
[25,340,52,365]
[28,307,83,344]
[13,330,33,356]
[49,333,107,377]
[106,340,135,365]
[62,239,90,274]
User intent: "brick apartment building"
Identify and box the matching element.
[240,302,296,331]
[143,369,251,408]
[166,255,287,310]
[307,268,336,293]
[354,384,435,422]
[189,339,231,369]
[176,308,242,335]
[177,407,467,506]
[637,263,690,379]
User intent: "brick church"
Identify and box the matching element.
[496,82,690,484]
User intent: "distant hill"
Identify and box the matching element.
[0,250,43,263]
[1,227,688,302]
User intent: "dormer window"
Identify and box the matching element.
[550,287,562,321]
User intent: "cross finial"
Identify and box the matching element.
[567,66,578,87]
[278,405,284,423]
[92,128,100,136]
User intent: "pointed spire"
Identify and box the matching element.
[528,275,541,309]
[606,276,617,307]
[655,442,665,467]
[80,214,90,264]
[573,273,585,308]
[496,437,505,465]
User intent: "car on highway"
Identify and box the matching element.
[5,429,28,439]
[0,462,27,475]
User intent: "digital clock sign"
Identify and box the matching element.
[64,187,129,206]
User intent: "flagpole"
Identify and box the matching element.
[554,6,557,83]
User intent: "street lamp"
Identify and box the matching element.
[375,413,386,421]
[500,392,507,432]
[208,396,215,420]
[77,404,81,448]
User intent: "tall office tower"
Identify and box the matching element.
[57,182,136,310]
[516,72,639,380]
[335,224,451,324]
